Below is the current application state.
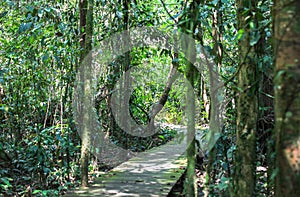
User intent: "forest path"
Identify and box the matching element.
[65,125,189,197]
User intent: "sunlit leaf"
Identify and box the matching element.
[237,29,244,40]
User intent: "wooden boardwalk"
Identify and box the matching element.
[66,126,188,197]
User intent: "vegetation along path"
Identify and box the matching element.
[66,126,188,196]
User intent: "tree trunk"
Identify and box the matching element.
[201,76,210,120]
[181,0,200,196]
[273,0,300,196]
[118,0,131,148]
[206,0,223,193]
[233,0,258,196]
[79,0,94,187]
[184,61,197,197]
[148,54,179,130]
[79,0,87,63]
[255,3,274,194]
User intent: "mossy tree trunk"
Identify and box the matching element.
[120,0,131,146]
[184,52,197,197]
[180,0,201,196]
[273,0,300,196]
[233,0,258,196]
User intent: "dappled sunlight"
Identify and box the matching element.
[66,127,187,196]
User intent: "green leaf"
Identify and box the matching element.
[236,29,244,40]
[218,177,229,190]
[19,22,32,33]
[0,104,9,112]
[26,5,34,13]
[32,190,42,194]
[250,32,261,46]
[42,54,49,63]
[116,11,123,19]
[0,11,8,19]
[45,7,51,12]
[211,0,219,6]
[38,9,43,18]
[0,177,12,187]
[0,71,4,84]
[285,111,293,118]
[249,21,255,29]
[271,168,279,180]
[274,70,285,83]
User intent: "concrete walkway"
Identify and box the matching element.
[65,126,188,197]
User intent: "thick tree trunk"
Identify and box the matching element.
[233,0,258,196]
[274,0,300,196]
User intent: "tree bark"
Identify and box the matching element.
[206,0,223,192]
[79,0,94,187]
[148,53,179,130]
[181,0,200,196]
[274,0,300,196]
[79,0,87,63]
[233,0,258,196]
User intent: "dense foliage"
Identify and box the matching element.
[1,0,299,196]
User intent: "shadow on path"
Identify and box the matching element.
[65,126,188,197]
